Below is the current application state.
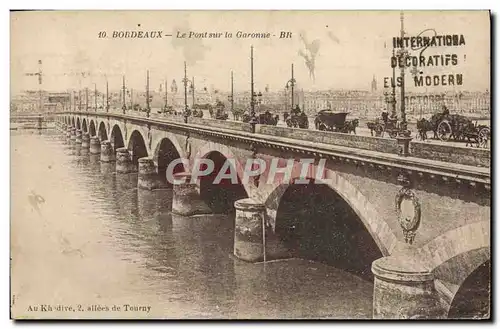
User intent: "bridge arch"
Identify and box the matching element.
[151,132,186,161]
[127,130,149,166]
[417,221,490,318]
[153,137,186,185]
[265,176,391,279]
[98,121,108,141]
[192,141,252,197]
[82,118,88,133]
[76,117,81,130]
[125,125,149,153]
[447,258,490,319]
[262,168,398,258]
[418,221,490,272]
[89,120,97,137]
[71,117,75,128]
[110,124,125,152]
[198,150,249,214]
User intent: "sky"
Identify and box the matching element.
[10,10,490,95]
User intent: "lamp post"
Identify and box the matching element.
[85,87,89,111]
[130,89,134,111]
[94,83,97,112]
[284,87,289,111]
[122,76,127,114]
[182,61,193,123]
[395,11,412,157]
[164,78,168,114]
[145,70,151,118]
[190,76,195,109]
[106,79,109,112]
[249,46,259,133]
[397,11,410,137]
[285,63,296,110]
[228,71,234,115]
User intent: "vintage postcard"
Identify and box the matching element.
[10,10,491,320]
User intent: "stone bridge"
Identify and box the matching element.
[53,111,490,319]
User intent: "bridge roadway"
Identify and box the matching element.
[60,110,489,182]
[51,110,490,319]
[168,109,491,149]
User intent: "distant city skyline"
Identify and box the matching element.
[11,10,490,95]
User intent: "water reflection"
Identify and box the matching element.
[71,144,81,156]
[76,152,90,167]
[11,130,376,319]
[100,162,116,176]
[88,154,101,172]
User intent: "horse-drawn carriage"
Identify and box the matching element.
[314,110,359,134]
[417,112,490,147]
[158,105,174,114]
[284,112,309,129]
[241,111,279,125]
[211,101,229,120]
[366,112,402,138]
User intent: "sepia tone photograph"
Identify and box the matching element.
[9,9,491,320]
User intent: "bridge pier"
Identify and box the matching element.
[81,132,90,149]
[233,198,268,263]
[70,127,77,142]
[100,141,115,162]
[116,148,134,174]
[137,157,160,190]
[75,129,82,145]
[90,137,101,155]
[171,172,212,216]
[371,255,446,319]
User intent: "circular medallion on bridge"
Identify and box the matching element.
[395,188,421,244]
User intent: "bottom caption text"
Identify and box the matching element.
[26,304,151,313]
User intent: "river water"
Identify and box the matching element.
[10,129,374,319]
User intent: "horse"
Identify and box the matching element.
[286,114,299,128]
[258,112,279,125]
[216,113,229,120]
[297,114,309,129]
[416,118,434,140]
[366,121,379,136]
[341,119,359,134]
[241,113,251,123]
[285,113,308,129]
[192,109,203,118]
[259,114,279,125]
[232,109,243,121]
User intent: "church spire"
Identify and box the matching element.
[371,75,377,92]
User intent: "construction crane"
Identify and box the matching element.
[23,60,43,112]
